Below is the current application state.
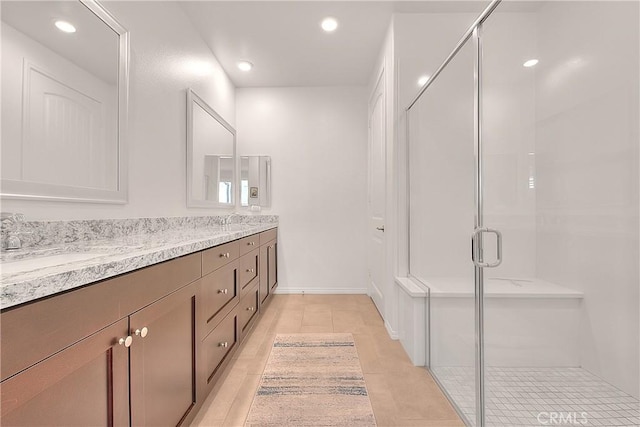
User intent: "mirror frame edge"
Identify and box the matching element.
[0,0,130,204]
[186,88,237,209]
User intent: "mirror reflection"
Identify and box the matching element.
[187,89,236,208]
[1,0,127,202]
[240,156,271,208]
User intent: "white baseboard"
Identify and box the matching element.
[273,287,369,295]
[385,320,398,340]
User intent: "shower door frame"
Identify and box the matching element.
[405,1,503,426]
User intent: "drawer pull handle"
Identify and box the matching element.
[118,336,133,348]
[248,241,256,246]
[246,306,255,312]
[134,327,149,338]
[220,252,230,258]
[218,288,229,294]
[246,268,255,273]
[218,342,229,348]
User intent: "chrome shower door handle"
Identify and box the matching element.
[471,227,502,268]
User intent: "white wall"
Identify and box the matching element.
[1,2,236,220]
[236,87,368,294]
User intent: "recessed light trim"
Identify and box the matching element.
[523,59,539,67]
[321,17,338,32]
[237,61,253,72]
[418,75,430,86]
[55,20,76,33]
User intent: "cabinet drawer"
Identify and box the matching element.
[239,249,259,293]
[201,261,239,335]
[239,282,259,336]
[259,228,277,245]
[202,309,238,385]
[202,240,239,276]
[238,234,259,256]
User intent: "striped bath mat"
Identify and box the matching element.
[245,333,377,426]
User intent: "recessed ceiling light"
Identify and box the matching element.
[523,59,539,67]
[54,20,76,33]
[237,61,253,72]
[321,17,338,32]
[417,75,430,86]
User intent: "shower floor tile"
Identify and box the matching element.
[431,366,640,426]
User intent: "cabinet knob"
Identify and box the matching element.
[246,306,255,312]
[218,288,228,294]
[248,241,256,246]
[118,336,133,347]
[134,327,149,338]
[218,342,228,348]
[246,268,255,273]
[220,252,230,258]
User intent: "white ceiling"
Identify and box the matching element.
[181,1,492,88]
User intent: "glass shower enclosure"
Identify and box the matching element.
[407,1,639,426]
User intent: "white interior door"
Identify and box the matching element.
[368,71,386,315]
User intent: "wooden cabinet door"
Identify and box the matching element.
[259,243,269,304]
[129,282,198,427]
[268,241,278,291]
[0,318,129,427]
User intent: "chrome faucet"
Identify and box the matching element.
[222,212,243,226]
[1,212,26,250]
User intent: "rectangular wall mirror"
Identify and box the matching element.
[1,0,129,203]
[240,156,271,208]
[187,89,236,208]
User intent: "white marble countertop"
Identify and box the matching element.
[1,221,277,310]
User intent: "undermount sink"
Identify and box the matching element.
[0,253,108,275]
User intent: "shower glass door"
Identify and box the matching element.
[407,39,477,424]
[480,1,639,426]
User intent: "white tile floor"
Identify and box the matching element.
[431,366,640,426]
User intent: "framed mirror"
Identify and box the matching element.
[187,89,236,208]
[0,0,129,203]
[240,156,271,208]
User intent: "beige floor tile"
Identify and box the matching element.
[222,374,261,427]
[191,368,247,426]
[387,419,465,426]
[353,333,385,374]
[385,370,460,420]
[301,308,333,326]
[363,373,402,426]
[332,309,368,334]
[268,309,303,333]
[299,324,335,333]
[302,303,333,312]
[191,294,462,427]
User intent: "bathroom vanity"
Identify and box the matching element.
[0,219,278,426]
